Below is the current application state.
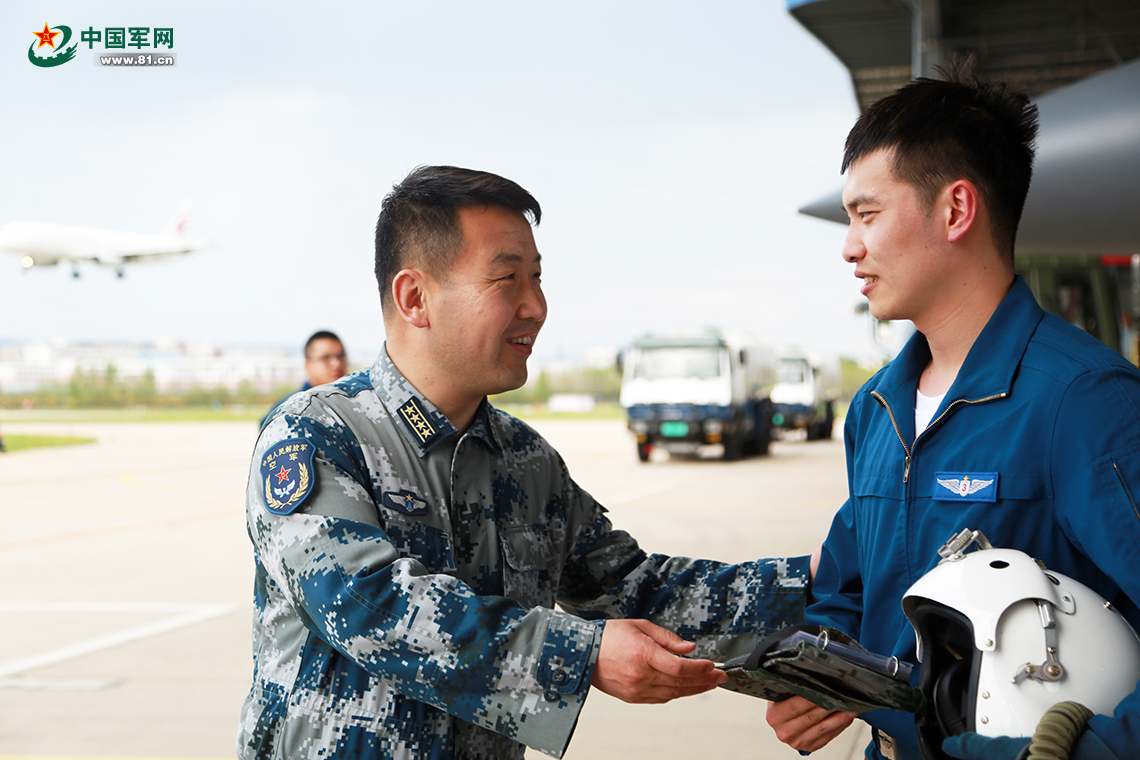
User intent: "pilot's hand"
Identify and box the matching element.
[590,619,725,703]
[765,695,858,752]
[942,733,1030,760]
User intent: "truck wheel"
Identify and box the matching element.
[637,441,652,462]
[743,427,771,456]
[753,426,771,456]
[745,401,774,456]
[722,436,742,461]
[819,404,835,440]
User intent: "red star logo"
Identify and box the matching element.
[34,23,59,50]
[275,466,292,483]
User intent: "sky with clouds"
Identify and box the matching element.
[1,1,877,366]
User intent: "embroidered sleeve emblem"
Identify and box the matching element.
[260,437,317,515]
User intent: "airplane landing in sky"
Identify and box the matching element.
[0,201,211,277]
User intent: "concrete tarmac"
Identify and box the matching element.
[0,417,869,759]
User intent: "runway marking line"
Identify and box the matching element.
[0,508,235,553]
[0,602,237,678]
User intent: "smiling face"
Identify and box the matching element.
[425,205,546,408]
[842,149,949,326]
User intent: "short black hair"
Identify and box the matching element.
[374,165,541,311]
[842,58,1039,264]
[304,330,342,359]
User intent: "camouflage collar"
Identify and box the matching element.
[468,399,505,454]
[371,347,456,456]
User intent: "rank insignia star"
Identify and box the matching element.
[398,398,439,446]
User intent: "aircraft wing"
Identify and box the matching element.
[0,201,211,272]
[120,240,210,264]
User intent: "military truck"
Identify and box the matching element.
[619,330,775,462]
[769,350,840,441]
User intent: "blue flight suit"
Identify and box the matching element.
[809,277,1140,760]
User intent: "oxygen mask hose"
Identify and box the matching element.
[1027,701,1094,760]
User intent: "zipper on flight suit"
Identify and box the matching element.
[1112,461,1140,525]
[871,390,1008,483]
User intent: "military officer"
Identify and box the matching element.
[238,165,810,759]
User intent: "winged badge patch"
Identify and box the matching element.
[260,438,317,515]
[384,489,429,516]
[933,472,998,502]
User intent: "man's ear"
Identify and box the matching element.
[391,269,431,329]
[943,179,979,243]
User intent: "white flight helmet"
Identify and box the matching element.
[901,529,1140,760]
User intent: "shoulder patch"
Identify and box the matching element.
[933,471,998,502]
[383,489,429,516]
[397,397,441,447]
[260,438,317,515]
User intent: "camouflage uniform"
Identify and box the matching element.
[238,347,809,759]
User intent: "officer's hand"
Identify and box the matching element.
[765,695,858,752]
[590,619,725,704]
[942,733,1030,760]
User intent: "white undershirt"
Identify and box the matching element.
[915,390,946,435]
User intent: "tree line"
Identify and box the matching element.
[0,364,295,410]
[1,358,880,410]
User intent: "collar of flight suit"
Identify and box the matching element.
[371,344,505,457]
[871,275,1044,442]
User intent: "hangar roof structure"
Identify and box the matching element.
[788,0,1140,109]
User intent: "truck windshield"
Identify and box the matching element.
[632,347,723,380]
[777,360,807,384]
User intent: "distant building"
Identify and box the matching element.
[0,338,304,395]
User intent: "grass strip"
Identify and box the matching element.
[3,434,97,452]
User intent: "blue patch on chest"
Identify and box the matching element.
[932,472,999,502]
[260,437,317,515]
